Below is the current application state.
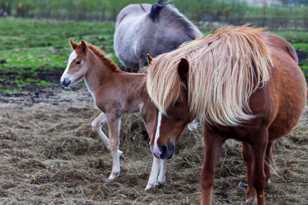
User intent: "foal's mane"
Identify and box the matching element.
[87,44,120,72]
[147,26,272,126]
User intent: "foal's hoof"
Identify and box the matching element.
[239,181,248,191]
[241,198,257,205]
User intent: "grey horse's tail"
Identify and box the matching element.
[149,0,168,21]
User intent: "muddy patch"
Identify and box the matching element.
[0,88,307,204]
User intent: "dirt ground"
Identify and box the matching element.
[0,87,307,205]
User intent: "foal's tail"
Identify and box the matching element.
[149,0,168,21]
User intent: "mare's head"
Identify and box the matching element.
[146,55,193,159]
[60,40,90,87]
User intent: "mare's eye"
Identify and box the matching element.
[174,100,181,106]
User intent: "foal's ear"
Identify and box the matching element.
[177,58,189,86]
[80,40,88,53]
[69,39,78,50]
[146,53,153,65]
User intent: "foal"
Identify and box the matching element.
[60,40,166,189]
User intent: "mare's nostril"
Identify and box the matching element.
[167,143,175,159]
[62,78,71,87]
[159,144,167,158]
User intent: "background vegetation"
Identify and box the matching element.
[0,0,308,94]
[0,0,308,28]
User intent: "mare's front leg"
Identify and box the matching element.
[106,114,122,181]
[250,128,269,205]
[201,131,224,205]
[145,157,166,190]
[242,143,257,205]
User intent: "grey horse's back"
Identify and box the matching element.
[114,1,202,72]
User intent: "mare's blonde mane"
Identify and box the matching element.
[146,26,272,126]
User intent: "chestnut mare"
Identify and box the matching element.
[146,26,307,205]
[60,40,167,190]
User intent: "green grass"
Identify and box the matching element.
[0,17,307,94]
[0,18,115,93]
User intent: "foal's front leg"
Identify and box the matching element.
[91,113,110,148]
[106,114,122,181]
[91,113,123,156]
[201,132,224,205]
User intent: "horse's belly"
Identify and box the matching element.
[114,17,145,69]
[269,56,306,140]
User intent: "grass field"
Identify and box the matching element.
[0,17,308,94]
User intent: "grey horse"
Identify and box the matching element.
[114,0,202,71]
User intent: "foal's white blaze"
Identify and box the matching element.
[152,111,162,157]
[60,51,77,83]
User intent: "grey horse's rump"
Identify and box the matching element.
[114,0,202,71]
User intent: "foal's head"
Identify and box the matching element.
[60,40,91,87]
[147,58,193,159]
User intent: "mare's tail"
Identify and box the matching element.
[149,0,168,21]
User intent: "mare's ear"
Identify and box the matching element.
[147,53,153,65]
[80,40,88,53]
[177,58,189,86]
[69,39,78,50]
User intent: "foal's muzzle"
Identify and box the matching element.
[61,78,71,87]
[152,143,175,159]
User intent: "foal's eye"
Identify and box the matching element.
[76,60,81,65]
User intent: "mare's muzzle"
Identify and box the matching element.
[61,78,71,87]
[152,143,175,159]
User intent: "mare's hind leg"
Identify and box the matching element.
[242,140,272,205]
[106,114,122,181]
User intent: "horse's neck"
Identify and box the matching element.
[84,56,116,98]
[84,58,147,108]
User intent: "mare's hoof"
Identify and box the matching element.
[145,181,165,191]
[106,172,120,182]
[145,182,159,191]
[119,150,124,160]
